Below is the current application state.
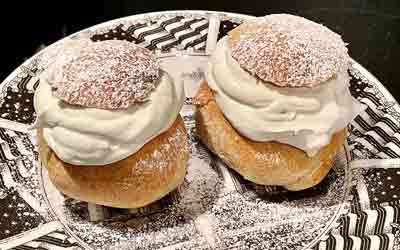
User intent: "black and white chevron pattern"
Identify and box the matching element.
[0,128,34,161]
[91,16,209,51]
[315,203,400,250]
[348,66,400,160]
[10,231,81,250]
[1,221,83,250]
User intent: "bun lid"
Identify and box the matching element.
[43,39,160,109]
[229,14,350,88]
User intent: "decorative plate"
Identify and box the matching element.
[0,11,398,250]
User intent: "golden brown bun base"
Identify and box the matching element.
[38,116,189,208]
[195,82,346,191]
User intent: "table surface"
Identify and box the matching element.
[1,1,399,100]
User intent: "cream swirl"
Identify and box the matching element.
[34,70,184,165]
[206,37,359,156]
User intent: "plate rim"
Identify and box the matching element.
[0,10,397,250]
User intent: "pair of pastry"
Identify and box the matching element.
[35,14,358,208]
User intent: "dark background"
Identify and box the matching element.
[1,1,399,99]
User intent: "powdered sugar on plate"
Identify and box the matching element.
[41,111,349,250]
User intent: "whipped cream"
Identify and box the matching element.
[34,70,184,165]
[206,37,359,156]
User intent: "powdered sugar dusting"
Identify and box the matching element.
[43,39,160,109]
[41,113,349,250]
[231,14,350,88]
[210,170,346,249]
[135,126,188,174]
[254,152,278,164]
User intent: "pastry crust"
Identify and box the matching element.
[194,82,346,191]
[38,116,189,208]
